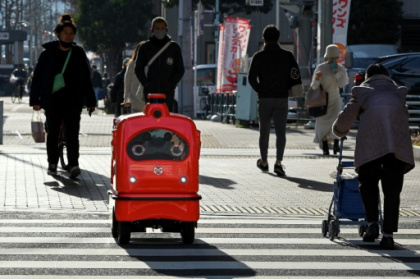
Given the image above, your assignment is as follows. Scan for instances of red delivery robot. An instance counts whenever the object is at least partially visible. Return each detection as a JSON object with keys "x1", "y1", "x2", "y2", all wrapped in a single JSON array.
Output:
[{"x1": 108, "y1": 94, "x2": 201, "y2": 244}]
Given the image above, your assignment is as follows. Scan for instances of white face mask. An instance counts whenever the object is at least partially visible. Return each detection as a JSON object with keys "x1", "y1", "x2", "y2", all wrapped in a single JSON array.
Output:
[{"x1": 153, "y1": 29, "x2": 167, "y2": 40}]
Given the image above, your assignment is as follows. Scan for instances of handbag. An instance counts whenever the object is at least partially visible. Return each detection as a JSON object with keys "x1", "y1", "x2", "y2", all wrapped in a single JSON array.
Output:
[
  {"x1": 31, "y1": 111, "x2": 45, "y2": 143},
  {"x1": 136, "y1": 41, "x2": 171, "y2": 99},
  {"x1": 52, "y1": 49, "x2": 72, "y2": 93},
  {"x1": 308, "y1": 92, "x2": 329, "y2": 117},
  {"x1": 305, "y1": 85, "x2": 327, "y2": 108}
]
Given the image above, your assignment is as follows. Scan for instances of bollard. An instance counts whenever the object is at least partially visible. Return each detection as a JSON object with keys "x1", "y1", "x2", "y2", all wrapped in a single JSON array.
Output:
[{"x1": 0, "y1": 100, "x2": 3, "y2": 144}]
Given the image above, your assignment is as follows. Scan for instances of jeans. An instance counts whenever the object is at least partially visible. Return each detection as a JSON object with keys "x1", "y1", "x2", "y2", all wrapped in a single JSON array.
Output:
[{"x1": 358, "y1": 153, "x2": 405, "y2": 233}]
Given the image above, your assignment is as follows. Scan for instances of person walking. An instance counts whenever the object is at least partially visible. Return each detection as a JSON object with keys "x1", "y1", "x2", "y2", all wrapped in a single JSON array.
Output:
[
  {"x1": 123, "y1": 41, "x2": 146, "y2": 113},
  {"x1": 135, "y1": 16, "x2": 184, "y2": 112},
  {"x1": 12, "y1": 64, "x2": 28, "y2": 99},
  {"x1": 91, "y1": 65, "x2": 103, "y2": 107},
  {"x1": 111, "y1": 58, "x2": 130, "y2": 117},
  {"x1": 333, "y1": 63, "x2": 415, "y2": 249},
  {"x1": 310, "y1": 44, "x2": 349, "y2": 155},
  {"x1": 248, "y1": 24, "x2": 302, "y2": 176},
  {"x1": 30, "y1": 13, "x2": 96, "y2": 178}
]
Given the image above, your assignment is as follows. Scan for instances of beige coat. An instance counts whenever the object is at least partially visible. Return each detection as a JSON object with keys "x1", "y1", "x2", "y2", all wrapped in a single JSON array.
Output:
[
  {"x1": 123, "y1": 59, "x2": 145, "y2": 113},
  {"x1": 310, "y1": 62, "x2": 349, "y2": 147},
  {"x1": 333, "y1": 75, "x2": 415, "y2": 173}
]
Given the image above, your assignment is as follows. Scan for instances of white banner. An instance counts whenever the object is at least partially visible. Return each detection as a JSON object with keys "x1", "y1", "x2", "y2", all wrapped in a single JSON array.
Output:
[
  {"x1": 332, "y1": 0, "x2": 351, "y2": 64},
  {"x1": 216, "y1": 16, "x2": 251, "y2": 93}
]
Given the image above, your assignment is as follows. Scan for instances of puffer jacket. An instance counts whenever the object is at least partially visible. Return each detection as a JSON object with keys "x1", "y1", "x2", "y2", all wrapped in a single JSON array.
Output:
[
  {"x1": 29, "y1": 40, "x2": 96, "y2": 110},
  {"x1": 333, "y1": 74, "x2": 415, "y2": 173}
]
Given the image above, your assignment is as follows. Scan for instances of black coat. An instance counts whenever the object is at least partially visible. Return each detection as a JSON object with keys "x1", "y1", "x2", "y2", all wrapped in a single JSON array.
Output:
[
  {"x1": 29, "y1": 41, "x2": 96, "y2": 110},
  {"x1": 110, "y1": 68, "x2": 126, "y2": 105},
  {"x1": 248, "y1": 43, "x2": 302, "y2": 99},
  {"x1": 135, "y1": 36, "x2": 184, "y2": 98}
]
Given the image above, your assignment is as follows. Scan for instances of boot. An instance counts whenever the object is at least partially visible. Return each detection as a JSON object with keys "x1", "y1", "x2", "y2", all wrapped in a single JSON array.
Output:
[
  {"x1": 333, "y1": 139, "x2": 340, "y2": 155},
  {"x1": 322, "y1": 141, "x2": 329, "y2": 155}
]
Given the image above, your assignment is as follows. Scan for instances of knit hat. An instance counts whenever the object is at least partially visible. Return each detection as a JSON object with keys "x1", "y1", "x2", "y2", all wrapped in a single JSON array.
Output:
[{"x1": 324, "y1": 44, "x2": 340, "y2": 58}]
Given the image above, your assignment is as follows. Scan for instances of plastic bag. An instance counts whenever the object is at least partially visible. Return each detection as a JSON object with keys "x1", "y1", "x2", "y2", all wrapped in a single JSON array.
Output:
[
  {"x1": 52, "y1": 73, "x2": 65, "y2": 93},
  {"x1": 31, "y1": 111, "x2": 45, "y2": 143}
]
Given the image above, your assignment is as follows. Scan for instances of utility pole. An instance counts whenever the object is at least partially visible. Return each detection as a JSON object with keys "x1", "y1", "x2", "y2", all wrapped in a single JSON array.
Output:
[
  {"x1": 178, "y1": 0, "x2": 193, "y2": 117},
  {"x1": 214, "y1": 0, "x2": 219, "y2": 63},
  {"x1": 317, "y1": 0, "x2": 333, "y2": 65}
]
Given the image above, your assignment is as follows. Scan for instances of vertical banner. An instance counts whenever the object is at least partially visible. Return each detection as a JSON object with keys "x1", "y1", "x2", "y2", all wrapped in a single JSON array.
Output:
[
  {"x1": 216, "y1": 17, "x2": 251, "y2": 93},
  {"x1": 332, "y1": 0, "x2": 351, "y2": 64}
]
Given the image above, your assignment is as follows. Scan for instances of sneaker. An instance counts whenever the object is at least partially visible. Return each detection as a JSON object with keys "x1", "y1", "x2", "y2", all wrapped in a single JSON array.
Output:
[
  {"x1": 47, "y1": 164, "x2": 57, "y2": 176},
  {"x1": 69, "y1": 166, "x2": 81, "y2": 179},
  {"x1": 363, "y1": 223, "x2": 380, "y2": 242},
  {"x1": 274, "y1": 164, "x2": 286, "y2": 176},
  {"x1": 380, "y1": 236, "x2": 395, "y2": 249},
  {"x1": 256, "y1": 159, "x2": 268, "y2": 172}
]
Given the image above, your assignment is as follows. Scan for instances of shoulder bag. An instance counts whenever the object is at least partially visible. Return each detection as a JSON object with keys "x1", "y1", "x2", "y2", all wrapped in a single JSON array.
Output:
[
  {"x1": 52, "y1": 49, "x2": 72, "y2": 93},
  {"x1": 136, "y1": 41, "x2": 172, "y2": 98},
  {"x1": 305, "y1": 84, "x2": 327, "y2": 108}
]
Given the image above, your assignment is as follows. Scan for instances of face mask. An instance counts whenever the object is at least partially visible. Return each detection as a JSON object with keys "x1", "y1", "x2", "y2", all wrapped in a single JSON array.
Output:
[
  {"x1": 153, "y1": 29, "x2": 167, "y2": 40},
  {"x1": 59, "y1": 40, "x2": 73, "y2": 48},
  {"x1": 330, "y1": 60, "x2": 338, "y2": 71}
]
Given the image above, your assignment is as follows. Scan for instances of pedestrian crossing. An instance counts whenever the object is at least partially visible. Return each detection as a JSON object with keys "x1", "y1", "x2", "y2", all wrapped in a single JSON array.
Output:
[{"x1": 0, "y1": 213, "x2": 419, "y2": 278}]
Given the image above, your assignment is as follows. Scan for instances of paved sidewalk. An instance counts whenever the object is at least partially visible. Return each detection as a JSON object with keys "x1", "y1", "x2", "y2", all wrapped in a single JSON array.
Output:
[{"x1": 1, "y1": 96, "x2": 419, "y2": 216}]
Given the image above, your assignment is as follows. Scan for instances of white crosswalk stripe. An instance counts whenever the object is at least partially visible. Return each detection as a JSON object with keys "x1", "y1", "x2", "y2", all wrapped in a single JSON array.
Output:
[{"x1": 0, "y1": 213, "x2": 419, "y2": 277}]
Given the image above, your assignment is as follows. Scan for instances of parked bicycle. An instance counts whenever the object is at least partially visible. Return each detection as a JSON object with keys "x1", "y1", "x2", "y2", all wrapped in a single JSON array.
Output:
[{"x1": 55, "y1": 108, "x2": 94, "y2": 173}]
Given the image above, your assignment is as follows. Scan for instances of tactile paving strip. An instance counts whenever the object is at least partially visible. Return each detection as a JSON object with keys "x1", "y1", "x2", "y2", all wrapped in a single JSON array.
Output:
[{"x1": 200, "y1": 205, "x2": 420, "y2": 217}]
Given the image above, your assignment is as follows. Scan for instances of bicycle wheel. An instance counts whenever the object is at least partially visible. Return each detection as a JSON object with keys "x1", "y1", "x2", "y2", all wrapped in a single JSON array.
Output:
[
  {"x1": 58, "y1": 142, "x2": 68, "y2": 170},
  {"x1": 18, "y1": 85, "x2": 23, "y2": 103},
  {"x1": 11, "y1": 88, "x2": 17, "y2": 103}
]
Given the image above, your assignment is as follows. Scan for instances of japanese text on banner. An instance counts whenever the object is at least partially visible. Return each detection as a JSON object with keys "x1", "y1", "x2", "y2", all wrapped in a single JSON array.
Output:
[
  {"x1": 216, "y1": 17, "x2": 251, "y2": 93},
  {"x1": 332, "y1": 0, "x2": 351, "y2": 64}
]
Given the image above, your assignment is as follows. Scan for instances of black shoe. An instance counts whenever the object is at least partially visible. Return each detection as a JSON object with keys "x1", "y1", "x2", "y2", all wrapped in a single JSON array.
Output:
[
  {"x1": 69, "y1": 166, "x2": 81, "y2": 179},
  {"x1": 47, "y1": 164, "x2": 57, "y2": 176},
  {"x1": 363, "y1": 223, "x2": 380, "y2": 242},
  {"x1": 274, "y1": 164, "x2": 286, "y2": 176},
  {"x1": 322, "y1": 141, "x2": 330, "y2": 155},
  {"x1": 380, "y1": 236, "x2": 395, "y2": 249},
  {"x1": 256, "y1": 159, "x2": 268, "y2": 172},
  {"x1": 333, "y1": 140, "x2": 340, "y2": 155}
]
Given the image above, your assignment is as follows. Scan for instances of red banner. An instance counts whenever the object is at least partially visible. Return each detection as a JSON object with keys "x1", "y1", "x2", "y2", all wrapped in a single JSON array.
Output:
[
  {"x1": 332, "y1": 0, "x2": 351, "y2": 63},
  {"x1": 216, "y1": 17, "x2": 251, "y2": 93}
]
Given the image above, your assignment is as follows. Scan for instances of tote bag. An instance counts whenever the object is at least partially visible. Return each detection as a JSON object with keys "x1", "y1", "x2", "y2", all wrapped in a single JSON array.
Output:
[
  {"x1": 305, "y1": 85, "x2": 327, "y2": 108},
  {"x1": 308, "y1": 93, "x2": 329, "y2": 117},
  {"x1": 31, "y1": 111, "x2": 45, "y2": 143}
]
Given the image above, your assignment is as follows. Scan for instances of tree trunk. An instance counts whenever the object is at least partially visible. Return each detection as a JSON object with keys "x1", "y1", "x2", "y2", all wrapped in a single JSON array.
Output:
[{"x1": 105, "y1": 47, "x2": 124, "y2": 81}]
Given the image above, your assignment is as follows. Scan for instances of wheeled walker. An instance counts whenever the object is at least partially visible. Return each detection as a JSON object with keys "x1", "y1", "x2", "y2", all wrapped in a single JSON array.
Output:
[
  {"x1": 108, "y1": 94, "x2": 202, "y2": 244},
  {"x1": 322, "y1": 137, "x2": 382, "y2": 240}
]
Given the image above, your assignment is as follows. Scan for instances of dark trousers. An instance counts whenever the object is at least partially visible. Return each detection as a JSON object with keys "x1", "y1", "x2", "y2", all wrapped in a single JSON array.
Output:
[
  {"x1": 45, "y1": 107, "x2": 81, "y2": 167},
  {"x1": 358, "y1": 153, "x2": 405, "y2": 233},
  {"x1": 258, "y1": 98, "x2": 288, "y2": 161}
]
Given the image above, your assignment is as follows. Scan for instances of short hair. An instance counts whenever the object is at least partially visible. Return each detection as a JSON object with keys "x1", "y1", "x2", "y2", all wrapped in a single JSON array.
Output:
[
  {"x1": 151, "y1": 17, "x2": 168, "y2": 31},
  {"x1": 263, "y1": 25, "x2": 280, "y2": 43},
  {"x1": 365, "y1": 63, "x2": 389, "y2": 79},
  {"x1": 54, "y1": 13, "x2": 77, "y2": 34}
]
